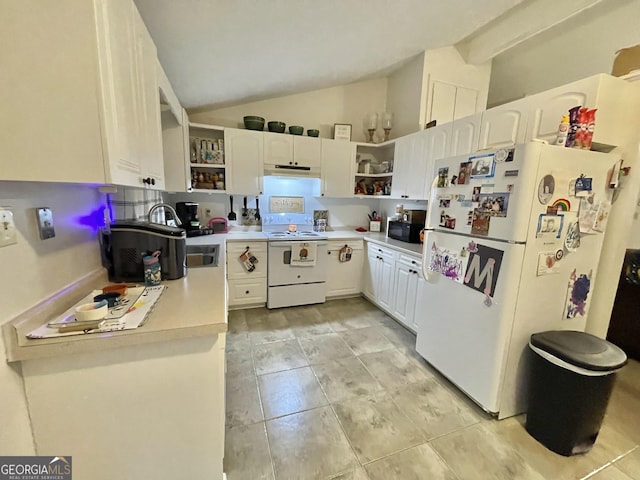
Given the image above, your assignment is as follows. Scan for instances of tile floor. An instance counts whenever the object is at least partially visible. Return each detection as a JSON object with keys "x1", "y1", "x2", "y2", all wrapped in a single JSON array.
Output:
[{"x1": 224, "y1": 297, "x2": 640, "y2": 480}]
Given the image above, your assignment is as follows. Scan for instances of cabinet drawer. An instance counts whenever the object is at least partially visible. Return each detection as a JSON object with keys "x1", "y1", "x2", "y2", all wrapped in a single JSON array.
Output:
[
  {"x1": 367, "y1": 243, "x2": 396, "y2": 262},
  {"x1": 397, "y1": 253, "x2": 422, "y2": 269},
  {"x1": 228, "y1": 279, "x2": 267, "y2": 306},
  {"x1": 226, "y1": 241, "x2": 267, "y2": 279},
  {"x1": 328, "y1": 239, "x2": 364, "y2": 251}
]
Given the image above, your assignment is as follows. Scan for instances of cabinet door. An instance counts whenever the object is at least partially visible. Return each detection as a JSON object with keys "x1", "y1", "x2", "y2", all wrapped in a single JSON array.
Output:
[
  {"x1": 402, "y1": 132, "x2": 430, "y2": 200},
  {"x1": 225, "y1": 129, "x2": 264, "y2": 195},
  {"x1": 391, "y1": 263, "x2": 413, "y2": 327},
  {"x1": 95, "y1": 0, "x2": 144, "y2": 186},
  {"x1": 453, "y1": 87, "x2": 479, "y2": 120},
  {"x1": 321, "y1": 139, "x2": 355, "y2": 197},
  {"x1": 162, "y1": 108, "x2": 190, "y2": 192},
  {"x1": 226, "y1": 242, "x2": 268, "y2": 279},
  {"x1": 377, "y1": 255, "x2": 395, "y2": 312},
  {"x1": 450, "y1": 113, "x2": 481, "y2": 157},
  {"x1": 478, "y1": 99, "x2": 528, "y2": 150},
  {"x1": 326, "y1": 246, "x2": 364, "y2": 297},
  {"x1": 525, "y1": 77, "x2": 598, "y2": 144},
  {"x1": 424, "y1": 123, "x2": 451, "y2": 165},
  {"x1": 293, "y1": 136, "x2": 321, "y2": 169},
  {"x1": 264, "y1": 132, "x2": 293, "y2": 165},
  {"x1": 429, "y1": 81, "x2": 457, "y2": 125},
  {"x1": 412, "y1": 272, "x2": 428, "y2": 331},
  {"x1": 363, "y1": 251, "x2": 378, "y2": 300},
  {"x1": 390, "y1": 136, "x2": 412, "y2": 198},
  {"x1": 133, "y1": 6, "x2": 164, "y2": 189}
]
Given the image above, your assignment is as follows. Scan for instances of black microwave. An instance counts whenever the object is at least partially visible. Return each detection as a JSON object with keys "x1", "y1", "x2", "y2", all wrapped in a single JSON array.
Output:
[{"x1": 387, "y1": 221, "x2": 422, "y2": 243}]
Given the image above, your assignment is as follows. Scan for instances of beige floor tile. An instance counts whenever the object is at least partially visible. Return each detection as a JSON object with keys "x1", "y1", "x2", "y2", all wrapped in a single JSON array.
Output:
[
  {"x1": 588, "y1": 466, "x2": 635, "y2": 480},
  {"x1": 266, "y1": 406, "x2": 358, "y2": 480},
  {"x1": 226, "y1": 332, "x2": 250, "y2": 354},
  {"x1": 253, "y1": 339, "x2": 308, "y2": 375},
  {"x1": 378, "y1": 324, "x2": 416, "y2": 349},
  {"x1": 329, "y1": 467, "x2": 370, "y2": 480},
  {"x1": 298, "y1": 333, "x2": 354, "y2": 365},
  {"x1": 288, "y1": 314, "x2": 336, "y2": 339},
  {"x1": 359, "y1": 349, "x2": 433, "y2": 389},
  {"x1": 226, "y1": 373, "x2": 263, "y2": 427},
  {"x1": 340, "y1": 326, "x2": 396, "y2": 356},
  {"x1": 485, "y1": 415, "x2": 607, "y2": 480},
  {"x1": 226, "y1": 350, "x2": 255, "y2": 378},
  {"x1": 332, "y1": 392, "x2": 426, "y2": 463},
  {"x1": 430, "y1": 422, "x2": 547, "y2": 480},
  {"x1": 364, "y1": 443, "x2": 458, "y2": 480},
  {"x1": 390, "y1": 378, "x2": 481, "y2": 440},
  {"x1": 248, "y1": 313, "x2": 296, "y2": 345},
  {"x1": 616, "y1": 447, "x2": 640, "y2": 480},
  {"x1": 224, "y1": 422, "x2": 274, "y2": 480},
  {"x1": 227, "y1": 310, "x2": 249, "y2": 334},
  {"x1": 312, "y1": 356, "x2": 383, "y2": 403},
  {"x1": 258, "y1": 367, "x2": 328, "y2": 419},
  {"x1": 604, "y1": 386, "x2": 640, "y2": 445}
]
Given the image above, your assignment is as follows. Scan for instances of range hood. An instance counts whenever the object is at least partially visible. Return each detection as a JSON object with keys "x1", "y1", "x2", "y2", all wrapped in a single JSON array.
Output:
[{"x1": 264, "y1": 163, "x2": 320, "y2": 178}]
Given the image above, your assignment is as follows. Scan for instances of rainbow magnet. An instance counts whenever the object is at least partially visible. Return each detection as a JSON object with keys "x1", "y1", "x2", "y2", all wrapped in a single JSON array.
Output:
[{"x1": 552, "y1": 198, "x2": 571, "y2": 212}]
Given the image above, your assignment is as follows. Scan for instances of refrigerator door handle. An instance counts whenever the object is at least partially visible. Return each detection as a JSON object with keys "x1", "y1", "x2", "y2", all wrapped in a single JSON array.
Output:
[
  {"x1": 421, "y1": 230, "x2": 433, "y2": 281},
  {"x1": 425, "y1": 175, "x2": 439, "y2": 230}
]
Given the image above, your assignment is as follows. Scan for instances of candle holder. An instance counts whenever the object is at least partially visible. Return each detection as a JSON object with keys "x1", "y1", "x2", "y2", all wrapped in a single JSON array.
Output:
[
  {"x1": 381, "y1": 112, "x2": 393, "y2": 142},
  {"x1": 365, "y1": 113, "x2": 378, "y2": 144}
]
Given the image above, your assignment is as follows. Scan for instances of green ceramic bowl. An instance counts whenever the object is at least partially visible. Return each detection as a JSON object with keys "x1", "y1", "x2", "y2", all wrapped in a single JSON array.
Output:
[
  {"x1": 307, "y1": 129, "x2": 319, "y2": 137},
  {"x1": 289, "y1": 125, "x2": 304, "y2": 135},
  {"x1": 268, "y1": 121, "x2": 286, "y2": 133},
  {"x1": 243, "y1": 116, "x2": 265, "y2": 131}
]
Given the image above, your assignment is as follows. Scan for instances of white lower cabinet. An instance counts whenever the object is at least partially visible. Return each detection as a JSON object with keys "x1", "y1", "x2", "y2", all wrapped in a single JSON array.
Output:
[
  {"x1": 363, "y1": 243, "x2": 397, "y2": 313},
  {"x1": 391, "y1": 253, "x2": 424, "y2": 331},
  {"x1": 326, "y1": 240, "x2": 364, "y2": 297},
  {"x1": 226, "y1": 241, "x2": 267, "y2": 307}
]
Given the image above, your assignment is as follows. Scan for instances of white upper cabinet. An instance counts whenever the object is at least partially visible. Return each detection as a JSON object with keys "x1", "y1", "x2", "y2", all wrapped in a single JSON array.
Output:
[
  {"x1": 524, "y1": 74, "x2": 633, "y2": 149},
  {"x1": 424, "y1": 123, "x2": 452, "y2": 164},
  {"x1": 225, "y1": 128, "x2": 264, "y2": 195},
  {"x1": 263, "y1": 132, "x2": 294, "y2": 166},
  {"x1": 1, "y1": 0, "x2": 165, "y2": 188},
  {"x1": 478, "y1": 98, "x2": 528, "y2": 150},
  {"x1": 321, "y1": 139, "x2": 354, "y2": 197},
  {"x1": 391, "y1": 131, "x2": 429, "y2": 200},
  {"x1": 293, "y1": 137, "x2": 322, "y2": 169},
  {"x1": 162, "y1": 108, "x2": 190, "y2": 193},
  {"x1": 449, "y1": 113, "x2": 481, "y2": 157}
]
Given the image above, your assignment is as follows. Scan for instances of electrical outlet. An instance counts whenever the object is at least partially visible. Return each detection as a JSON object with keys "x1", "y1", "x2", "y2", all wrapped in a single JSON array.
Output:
[
  {"x1": 36, "y1": 207, "x2": 56, "y2": 239},
  {"x1": 0, "y1": 207, "x2": 17, "y2": 247}
]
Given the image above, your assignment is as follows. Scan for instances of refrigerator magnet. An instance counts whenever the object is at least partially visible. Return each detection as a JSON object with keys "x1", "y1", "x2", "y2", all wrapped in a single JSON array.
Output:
[
  {"x1": 537, "y1": 251, "x2": 560, "y2": 276},
  {"x1": 536, "y1": 213, "x2": 564, "y2": 239},
  {"x1": 564, "y1": 221, "x2": 581, "y2": 251},
  {"x1": 551, "y1": 198, "x2": 571, "y2": 212},
  {"x1": 461, "y1": 200, "x2": 473, "y2": 208},
  {"x1": 437, "y1": 167, "x2": 449, "y2": 187},
  {"x1": 574, "y1": 175, "x2": 593, "y2": 197},
  {"x1": 538, "y1": 175, "x2": 555, "y2": 204},
  {"x1": 439, "y1": 199, "x2": 451, "y2": 208},
  {"x1": 480, "y1": 183, "x2": 495, "y2": 194},
  {"x1": 507, "y1": 184, "x2": 514, "y2": 193},
  {"x1": 458, "y1": 162, "x2": 472, "y2": 185},
  {"x1": 466, "y1": 210, "x2": 474, "y2": 226},
  {"x1": 471, "y1": 187, "x2": 481, "y2": 202},
  {"x1": 463, "y1": 243, "x2": 504, "y2": 298},
  {"x1": 471, "y1": 209, "x2": 491, "y2": 236},
  {"x1": 564, "y1": 269, "x2": 592, "y2": 319},
  {"x1": 469, "y1": 153, "x2": 496, "y2": 178},
  {"x1": 456, "y1": 194, "x2": 465, "y2": 202}
]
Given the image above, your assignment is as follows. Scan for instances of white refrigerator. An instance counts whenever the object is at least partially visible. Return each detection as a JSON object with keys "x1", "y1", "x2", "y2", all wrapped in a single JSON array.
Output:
[{"x1": 417, "y1": 142, "x2": 618, "y2": 419}]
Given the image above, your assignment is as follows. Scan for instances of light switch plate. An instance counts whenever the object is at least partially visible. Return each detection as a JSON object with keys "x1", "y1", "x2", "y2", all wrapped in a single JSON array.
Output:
[
  {"x1": 36, "y1": 207, "x2": 56, "y2": 239},
  {"x1": 0, "y1": 207, "x2": 17, "y2": 247}
]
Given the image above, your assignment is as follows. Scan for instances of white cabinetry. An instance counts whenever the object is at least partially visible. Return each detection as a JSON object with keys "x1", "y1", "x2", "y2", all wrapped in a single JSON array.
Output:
[
  {"x1": 525, "y1": 74, "x2": 629, "y2": 149},
  {"x1": 363, "y1": 243, "x2": 397, "y2": 312},
  {"x1": 227, "y1": 241, "x2": 268, "y2": 307},
  {"x1": 428, "y1": 81, "x2": 479, "y2": 125},
  {"x1": 321, "y1": 139, "x2": 355, "y2": 197},
  {"x1": 293, "y1": 136, "x2": 322, "y2": 169},
  {"x1": 326, "y1": 240, "x2": 364, "y2": 297},
  {"x1": 264, "y1": 132, "x2": 294, "y2": 165},
  {"x1": 1, "y1": 0, "x2": 164, "y2": 188},
  {"x1": 424, "y1": 123, "x2": 452, "y2": 164},
  {"x1": 225, "y1": 129, "x2": 264, "y2": 195},
  {"x1": 391, "y1": 253, "x2": 424, "y2": 331},
  {"x1": 162, "y1": 108, "x2": 190, "y2": 192},
  {"x1": 391, "y1": 131, "x2": 430, "y2": 200},
  {"x1": 354, "y1": 143, "x2": 395, "y2": 197},
  {"x1": 449, "y1": 113, "x2": 482, "y2": 157},
  {"x1": 187, "y1": 123, "x2": 227, "y2": 193},
  {"x1": 478, "y1": 99, "x2": 528, "y2": 150}
]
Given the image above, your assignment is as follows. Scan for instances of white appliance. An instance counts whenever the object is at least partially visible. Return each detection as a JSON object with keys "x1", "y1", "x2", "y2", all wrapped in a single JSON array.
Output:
[
  {"x1": 265, "y1": 229, "x2": 328, "y2": 309},
  {"x1": 417, "y1": 142, "x2": 618, "y2": 419}
]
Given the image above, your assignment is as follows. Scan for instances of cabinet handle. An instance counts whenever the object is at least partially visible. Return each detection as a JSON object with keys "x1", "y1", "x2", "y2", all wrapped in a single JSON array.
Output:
[
  {"x1": 412, "y1": 261, "x2": 417, "y2": 265},
  {"x1": 245, "y1": 290, "x2": 250, "y2": 294},
  {"x1": 328, "y1": 251, "x2": 331, "y2": 254},
  {"x1": 297, "y1": 275, "x2": 301, "y2": 279},
  {"x1": 289, "y1": 161, "x2": 293, "y2": 165},
  {"x1": 294, "y1": 162, "x2": 298, "y2": 165}
]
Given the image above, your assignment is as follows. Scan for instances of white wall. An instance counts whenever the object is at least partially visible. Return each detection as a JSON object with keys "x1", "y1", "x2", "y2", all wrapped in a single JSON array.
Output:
[
  {"x1": 386, "y1": 53, "x2": 426, "y2": 138},
  {"x1": 189, "y1": 78, "x2": 388, "y2": 143},
  {"x1": 0, "y1": 181, "x2": 105, "y2": 454},
  {"x1": 488, "y1": 0, "x2": 640, "y2": 107}
]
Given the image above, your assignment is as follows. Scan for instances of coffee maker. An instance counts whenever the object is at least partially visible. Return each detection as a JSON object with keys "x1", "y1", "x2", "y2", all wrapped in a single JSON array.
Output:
[{"x1": 176, "y1": 202, "x2": 200, "y2": 231}]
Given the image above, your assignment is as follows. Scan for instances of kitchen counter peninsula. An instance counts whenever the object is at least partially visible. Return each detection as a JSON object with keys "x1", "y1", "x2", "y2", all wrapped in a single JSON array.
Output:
[{"x1": 2, "y1": 249, "x2": 228, "y2": 480}]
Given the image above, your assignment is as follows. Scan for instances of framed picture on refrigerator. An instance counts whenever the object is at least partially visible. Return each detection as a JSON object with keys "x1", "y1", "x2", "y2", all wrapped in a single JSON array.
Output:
[{"x1": 469, "y1": 153, "x2": 496, "y2": 178}]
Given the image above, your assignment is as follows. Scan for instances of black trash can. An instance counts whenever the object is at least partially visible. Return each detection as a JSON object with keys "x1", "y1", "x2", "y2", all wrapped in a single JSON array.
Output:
[{"x1": 526, "y1": 330, "x2": 627, "y2": 456}]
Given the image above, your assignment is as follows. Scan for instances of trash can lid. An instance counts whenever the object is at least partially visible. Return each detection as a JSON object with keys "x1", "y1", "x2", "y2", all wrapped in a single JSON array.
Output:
[{"x1": 530, "y1": 330, "x2": 627, "y2": 372}]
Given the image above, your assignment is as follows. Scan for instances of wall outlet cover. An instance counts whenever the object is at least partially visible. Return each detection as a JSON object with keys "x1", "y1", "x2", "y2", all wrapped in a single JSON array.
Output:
[
  {"x1": 36, "y1": 207, "x2": 56, "y2": 239},
  {"x1": 0, "y1": 207, "x2": 17, "y2": 247}
]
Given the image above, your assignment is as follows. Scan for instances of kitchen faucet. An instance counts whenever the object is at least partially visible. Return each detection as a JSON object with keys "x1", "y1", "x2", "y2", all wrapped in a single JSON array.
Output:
[{"x1": 148, "y1": 203, "x2": 182, "y2": 227}]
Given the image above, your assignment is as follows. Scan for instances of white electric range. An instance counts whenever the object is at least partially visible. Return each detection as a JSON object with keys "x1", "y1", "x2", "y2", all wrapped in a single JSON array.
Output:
[{"x1": 263, "y1": 221, "x2": 328, "y2": 309}]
